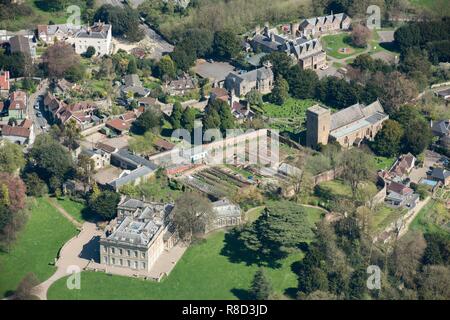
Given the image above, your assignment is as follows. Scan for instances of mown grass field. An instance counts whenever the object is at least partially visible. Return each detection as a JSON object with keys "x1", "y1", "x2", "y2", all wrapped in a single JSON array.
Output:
[
  {"x1": 0, "y1": 197, "x2": 78, "y2": 297},
  {"x1": 0, "y1": 1, "x2": 87, "y2": 31},
  {"x1": 48, "y1": 205, "x2": 324, "y2": 300},
  {"x1": 321, "y1": 33, "x2": 367, "y2": 59},
  {"x1": 56, "y1": 197, "x2": 87, "y2": 223},
  {"x1": 410, "y1": 199, "x2": 450, "y2": 235}
]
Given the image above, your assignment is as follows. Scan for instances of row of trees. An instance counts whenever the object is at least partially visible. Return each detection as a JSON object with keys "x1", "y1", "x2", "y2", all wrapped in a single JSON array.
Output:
[
  {"x1": 297, "y1": 215, "x2": 450, "y2": 300},
  {"x1": 263, "y1": 51, "x2": 423, "y2": 115}
]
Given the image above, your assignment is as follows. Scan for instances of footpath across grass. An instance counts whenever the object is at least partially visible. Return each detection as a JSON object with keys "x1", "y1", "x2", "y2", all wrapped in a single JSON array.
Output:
[
  {"x1": 48, "y1": 231, "x2": 301, "y2": 300},
  {"x1": 0, "y1": 197, "x2": 78, "y2": 297},
  {"x1": 48, "y1": 205, "x2": 324, "y2": 300}
]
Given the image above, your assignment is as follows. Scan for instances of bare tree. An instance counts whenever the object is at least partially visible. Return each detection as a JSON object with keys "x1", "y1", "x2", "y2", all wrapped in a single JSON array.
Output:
[
  {"x1": 43, "y1": 42, "x2": 80, "y2": 79},
  {"x1": 172, "y1": 192, "x2": 214, "y2": 242},
  {"x1": 351, "y1": 23, "x2": 371, "y2": 48},
  {"x1": 14, "y1": 273, "x2": 39, "y2": 300}
]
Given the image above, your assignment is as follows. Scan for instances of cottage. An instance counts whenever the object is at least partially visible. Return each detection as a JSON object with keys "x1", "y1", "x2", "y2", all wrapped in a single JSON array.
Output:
[
  {"x1": 37, "y1": 24, "x2": 82, "y2": 44},
  {"x1": 8, "y1": 91, "x2": 27, "y2": 119},
  {"x1": 385, "y1": 181, "x2": 419, "y2": 209},
  {"x1": 428, "y1": 168, "x2": 450, "y2": 186},
  {"x1": 1, "y1": 119, "x2": 34, "y2": 145},
  {"x1": 388, "y1": 153, "x2": 416, "y2": 180},
  {"x1": 121, "y1": 74, "x2": 150, "y2": 98},
  {"x1": 165, "y1": 74, "x2": 196, "y2": 96}
]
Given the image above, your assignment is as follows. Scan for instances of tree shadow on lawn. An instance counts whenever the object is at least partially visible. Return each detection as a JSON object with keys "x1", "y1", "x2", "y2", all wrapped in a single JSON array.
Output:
[
  {"x1": 230, "y1": 288, "x2": 253, "y2": 300},
  {"x1": 220, "y1": 228, "x2": 282, "y2": 269}
]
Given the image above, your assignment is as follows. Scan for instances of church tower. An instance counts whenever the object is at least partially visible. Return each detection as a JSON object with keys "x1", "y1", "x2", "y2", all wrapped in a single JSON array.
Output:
[{"x1": 306, "y1": 105, "x2": 331, "y2": 149}]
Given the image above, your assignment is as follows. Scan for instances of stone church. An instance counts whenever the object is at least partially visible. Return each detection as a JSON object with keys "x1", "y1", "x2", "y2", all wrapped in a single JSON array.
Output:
[{"x1": 306, "y1": 100, "x2": 388, "y2": 149}]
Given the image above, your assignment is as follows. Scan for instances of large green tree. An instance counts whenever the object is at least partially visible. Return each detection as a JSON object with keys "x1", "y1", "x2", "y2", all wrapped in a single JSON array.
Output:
[
  {"x1": 28, "y1": 134, "x2": 74, "y2": 186},
  {"x1": 212, "y1": 30, "x2": 240, "y2": 60},
  {"x1": 0, "y1": 141, "x2": 25, "y2": 174},
  {"x1": 250, "y1": 269, "x2": 273, "y2": 300},
  {"x1": 371, "y1": 119, "x2": 404, "y2": 157},
  {"x1": 88, "y1": 190, "x2": 120, "y2": 220},
  {"x1": 239, "y1": 201, "x2": 315, "y2": 266}
]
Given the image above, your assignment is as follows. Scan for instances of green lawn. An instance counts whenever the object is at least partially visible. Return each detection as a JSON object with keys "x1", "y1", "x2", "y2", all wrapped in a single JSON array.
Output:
[
  {"x1": 48, "y1": 230, "x2": 302, "y2": 300},
  {"x1": 317, "y1": 179, "x2": 354, "y2": 200},
  {"x1": 374, "y1": 156, "x2": 396, "y2": 171},
  {"x1": 410, "y1": 199, "x2": 450, "y2": 235},
  {"x1": 321, "y1": 33, "x2": 367, "y2": 59},
  {"x1": 261, "y1": 98, "x2": 316, "y2": 118},
  {"x1": 0, "y1": 197, "x2": 78, "y2": 297},
  {"x1": 371, "y1": 206, "x2": 406, "y2": 233},
  {"x1": 48, "y1": 205, "x2": 324, "y2": 300},
  {"x1": 0, "y1": 1, "x2": 87, "y2": 31},
  {"x1": 55, "y1": 197, "x2": 87, "y2": 223},
  {"x1": 261, "y1": 98, "x2": 317, "y2": 134}
]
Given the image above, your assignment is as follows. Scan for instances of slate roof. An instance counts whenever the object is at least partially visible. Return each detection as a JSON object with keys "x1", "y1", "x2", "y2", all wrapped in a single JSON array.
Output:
[
  {"x1": 430, "y1": 168, "x2": 450, "y2": 181},
  {"x1": 330, "y1": 100, "x2": 386, "y2": 131},
  {"x1": 9, "y1": 35, "x2": 31, "y2": 56},
  {"x1": 75, "y1": 22, "x2": 111, "y2": 39},
  {"x1": 108, "y1": 166, "x2": 155, "y2": 190},
  {"x1": 432, "y1": 120, "x2": 450, "y2": 136}
]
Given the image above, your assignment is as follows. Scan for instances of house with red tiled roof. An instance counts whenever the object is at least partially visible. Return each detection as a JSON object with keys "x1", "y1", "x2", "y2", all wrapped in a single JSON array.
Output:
[
  {"x1": 1, "y1": 119, "x2": 35, "y2": 145},
  {"x1": 105, "y1": 118, "x2": 131, "y2": 135},
  {"x1": 0, "y1": 71, "x2": 10, "y2": 97},
  {"x1": 8, "y1": 91, "x2": 27, "y2": 119},
  {"x1": 388, "y1": 153, "x2": 416, "y2": 180}
]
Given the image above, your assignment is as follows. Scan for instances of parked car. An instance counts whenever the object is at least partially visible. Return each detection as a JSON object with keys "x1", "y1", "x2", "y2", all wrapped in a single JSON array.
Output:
[
  {"x1": 320, "y1": 64, "x2": 329, "y2": 70},
  {"x1": 36, "y1": 111, "x2": 42, "y2": 117}
]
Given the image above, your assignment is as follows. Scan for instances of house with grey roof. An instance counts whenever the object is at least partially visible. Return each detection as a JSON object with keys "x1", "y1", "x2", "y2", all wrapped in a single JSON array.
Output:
[
  {"x1": 306, "y1": 100, "x2": 388, "y2": 148},
  {"x1": 100, "y1": 198, "x2": 177, "y2": 272},
  {"x1": 224, "y1": 63, "x2": 274, "y2": 97},
  {"x1": 120, "y1": 74, "x2": 150, "y2": 97},
  {"x1": 428, "y1": 168, "x2": 450, "y2": 186},
  {"x1": 74, "y1": 21, "x2": 112, "y2": 56},
  {"x1": 298, "y1": 12, "x2": 352, "y2": 37},
  {"x1": 250, "y1": 26, "x2": 326, "y2": 70},
  {"x1": 107, "y1": 166, "x2": 155, "y2": 191},
  {"x1": 9, "y1": 35, "x2": 35, "y2": 58},
  {"x1": 436, "y1": 88, "x2": 450, "y2": 101}
]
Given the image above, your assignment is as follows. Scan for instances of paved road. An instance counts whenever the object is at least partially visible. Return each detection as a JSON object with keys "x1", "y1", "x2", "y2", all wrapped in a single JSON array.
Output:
[{"x1": 27, "y1": 79, "x2": 49, "y2": 137}]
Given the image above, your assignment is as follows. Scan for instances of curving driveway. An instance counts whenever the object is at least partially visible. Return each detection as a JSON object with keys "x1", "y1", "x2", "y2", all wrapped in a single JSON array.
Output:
[{"x1": 32, "y1": 222, "x2": 102, "y2": 300}]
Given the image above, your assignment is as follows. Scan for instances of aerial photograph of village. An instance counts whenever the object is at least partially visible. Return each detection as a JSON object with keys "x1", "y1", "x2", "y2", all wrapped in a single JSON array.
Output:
[{"x1": 0, "y1": 0, "x2": 450, "y2": 306}]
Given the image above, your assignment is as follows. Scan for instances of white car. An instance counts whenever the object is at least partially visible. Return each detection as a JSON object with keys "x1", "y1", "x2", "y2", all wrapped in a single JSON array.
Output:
[{"x1": 320, "y1": 64, "x2": 329, "y2": 70}]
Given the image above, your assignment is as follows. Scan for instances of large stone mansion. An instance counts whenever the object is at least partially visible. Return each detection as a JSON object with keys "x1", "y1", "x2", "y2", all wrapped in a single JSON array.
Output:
[
  {"x1": 250, "y1": 26, "x2": 326, "y2": 70},
  {"x1": 306, "y1": 100, "x2": 388, "y2": 149},
  {"x1": 99, "y1": 196, "x2": 242, "y2": 273},
  {"x1": 100, "y1": 198, "x2": 177, "y2": 272}
]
